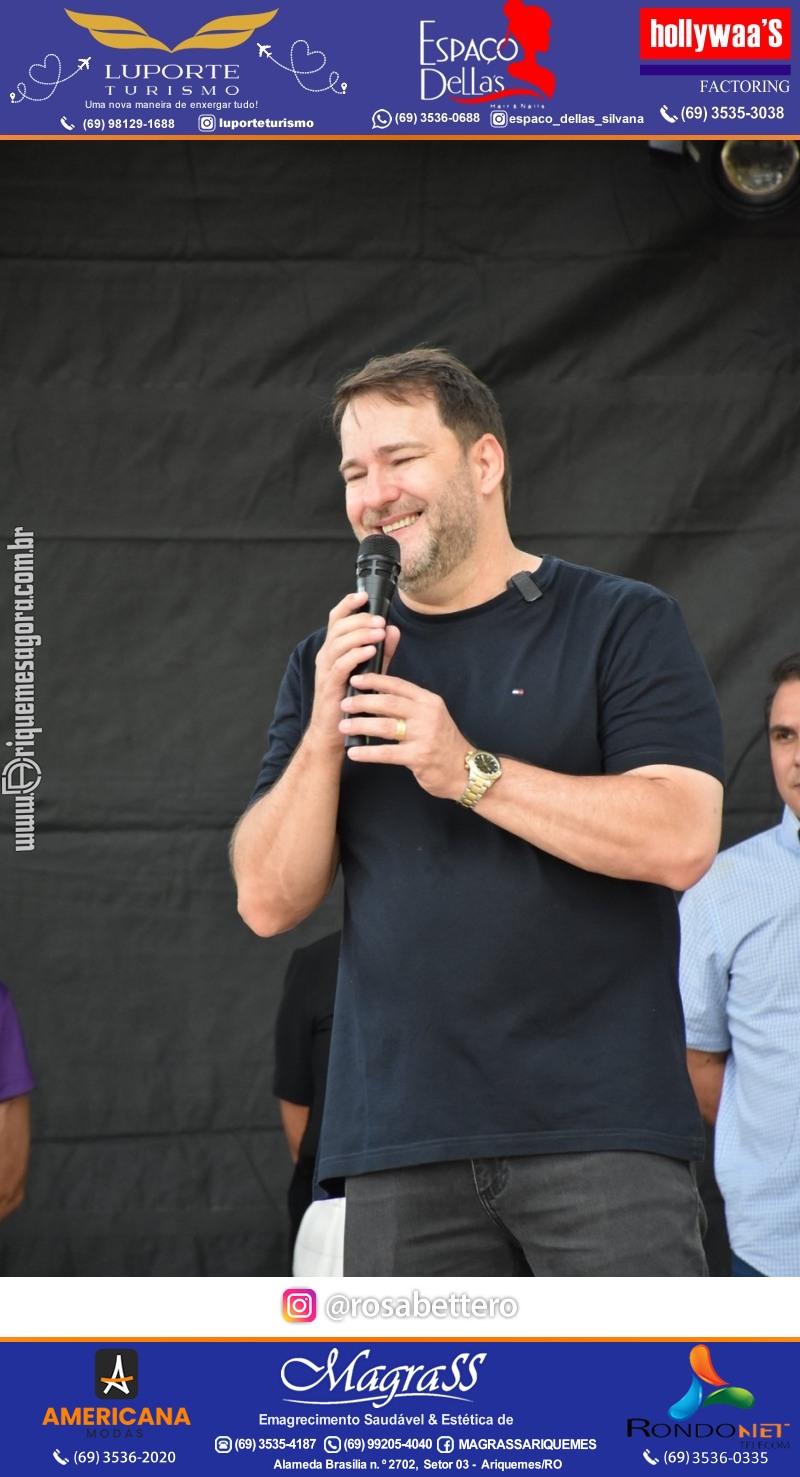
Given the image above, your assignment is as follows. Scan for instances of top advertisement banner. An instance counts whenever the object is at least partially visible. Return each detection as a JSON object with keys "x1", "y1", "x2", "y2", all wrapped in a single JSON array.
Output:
[{"x1": 2, "y1": 0, "x2": 797, "y2": 138}]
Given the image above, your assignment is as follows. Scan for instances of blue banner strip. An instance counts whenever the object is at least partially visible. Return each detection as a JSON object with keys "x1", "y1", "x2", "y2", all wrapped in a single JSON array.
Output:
[
  {"x1": 3, "y1": 1, "x2": 799, "y2": 139},
  {"x1": 0, "y1": 1337, "x2": 794, "y2": 1477}
]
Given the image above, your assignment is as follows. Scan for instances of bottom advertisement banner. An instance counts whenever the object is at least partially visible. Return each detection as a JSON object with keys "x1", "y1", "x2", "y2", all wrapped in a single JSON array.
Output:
[{"x1": 0, "y1": 1339, "x2": 794, "y2": 1475}]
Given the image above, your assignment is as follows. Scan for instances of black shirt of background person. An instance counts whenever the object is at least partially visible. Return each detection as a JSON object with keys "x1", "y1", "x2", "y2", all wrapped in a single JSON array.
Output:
[{"x1": 272, "y1": 933, "x2": 338, "y2": 1258}]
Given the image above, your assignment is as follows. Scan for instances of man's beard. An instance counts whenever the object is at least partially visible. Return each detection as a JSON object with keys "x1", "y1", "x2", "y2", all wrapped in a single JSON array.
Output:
[{"x1": 397, "y1": 469, "x2": 478, "y2": 596}]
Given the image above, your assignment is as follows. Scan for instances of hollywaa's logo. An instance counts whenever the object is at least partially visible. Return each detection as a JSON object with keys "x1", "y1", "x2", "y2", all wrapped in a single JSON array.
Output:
[
  {"x1": 668, "y1": 1345, "x2": 755, "y2": 1421},
  {"x1": 421, "y1": 1, "x2": 556, "y2": 104},
  {"x1": 65, "y1": 7, "x2": 278, "y2": 51},
  {"x1": 639, "y1": 9, "x2": 791, "y2": 62}
]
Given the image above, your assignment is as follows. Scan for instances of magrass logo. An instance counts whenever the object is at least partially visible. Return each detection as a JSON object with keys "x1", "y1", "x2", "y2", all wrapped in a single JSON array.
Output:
[
  {"x1": 280, "y1": 1347, "x2": 487, "y2": 1411},
  {"x1": 668, "y1": 1345, "x2": 755, "y2": 1421},
  {"x1": 65, "y1": 7, "x2": 278, "y2": 52},
  {"x1": 95, "y1": 1349, "x2": 139, "y2": 1399}
]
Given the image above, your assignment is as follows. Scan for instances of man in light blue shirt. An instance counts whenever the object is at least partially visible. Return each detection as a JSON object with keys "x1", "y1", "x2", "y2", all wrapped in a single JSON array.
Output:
[{"x1": 680, "y1": 653, "x2": 800, "y2": 1276}]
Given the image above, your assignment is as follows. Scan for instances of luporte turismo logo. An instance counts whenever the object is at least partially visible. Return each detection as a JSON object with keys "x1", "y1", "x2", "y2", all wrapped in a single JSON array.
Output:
[{"x1": 65, "y1": 8, "x2": 278, "y2": 52}]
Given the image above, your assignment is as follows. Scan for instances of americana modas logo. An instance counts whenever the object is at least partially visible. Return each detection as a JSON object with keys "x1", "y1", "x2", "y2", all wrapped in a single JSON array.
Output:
[
  {"x1": 95, "y1": 1349, "x2": 139, "y2": 1399},
  {"x1": 668, "y1": 1344, "x2": 754, "y2": 1420},
  {"x1": 65, "y1": 8, "x2": 278, "y2": 51},
  {"x1": 43, "y1": 1346, "x2": 190, "y2": 1430}
]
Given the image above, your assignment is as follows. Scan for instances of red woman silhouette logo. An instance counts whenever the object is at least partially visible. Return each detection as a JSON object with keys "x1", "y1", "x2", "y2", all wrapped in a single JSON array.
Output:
[
  {"x1": 502, "y1": 1, "x2": 555, "y2": 98},
  {"x1": 462, "y1": 1, "x2": 555, "y2": 104}
]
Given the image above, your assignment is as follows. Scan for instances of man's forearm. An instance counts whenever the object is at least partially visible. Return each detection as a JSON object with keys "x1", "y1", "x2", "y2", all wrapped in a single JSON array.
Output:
[
  {"x1": 341, "y1": 672, "x2": 723, "y2": 892},
  {"x1": 232, "y1": 731, "x2": 342, "y2": 936},
  {"x1": 279, "y1": 1100, "x2": 311, "y2": 1163},
  {"x1": 472, "y1": 760, "x2": 723, "y2": 892},
  {"x1": 233, "y1": 590, "x2": 401, "y2": 936},
  {"x1": 686, "y1": 1048, "x2": 727, "y2": 1125},
  {"x1": 0, "y1": 1095, "x2": 30, "y2": 1223}
]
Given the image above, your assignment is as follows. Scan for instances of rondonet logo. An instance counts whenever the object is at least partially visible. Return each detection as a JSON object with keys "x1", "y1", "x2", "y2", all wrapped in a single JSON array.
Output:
[
  {"x1": 628, "y1": 1343, "x2": 790, "y2": 1445},
  {"x1": 667, "y1": 1345, "x2": 754, "y2": 1421},
  {"x1": 65, "y1": 8, "x2": 278, "y2": 51},
  {"x1": 281, "y1": 1348, "x2": 487, "y2": 1410},
  {"x1": 640, "y1": 8, "x2": 791, "y2": 61}
]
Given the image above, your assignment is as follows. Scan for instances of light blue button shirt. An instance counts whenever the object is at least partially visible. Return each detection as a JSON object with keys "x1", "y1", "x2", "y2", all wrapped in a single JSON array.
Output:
[{"x1": 679, "y1": 806, "x2": 800, "y2": 1276}]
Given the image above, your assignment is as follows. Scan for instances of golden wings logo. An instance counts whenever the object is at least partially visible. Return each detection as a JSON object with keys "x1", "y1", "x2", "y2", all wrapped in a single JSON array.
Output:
[{"x1": 64, "y1": 8, "x2": 278, "y2": 51}]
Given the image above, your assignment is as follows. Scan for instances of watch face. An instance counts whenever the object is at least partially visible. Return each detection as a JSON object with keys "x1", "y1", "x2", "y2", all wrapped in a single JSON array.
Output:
[{"x1": 474, "y1": 752, "x2": 500, "y2": 777}]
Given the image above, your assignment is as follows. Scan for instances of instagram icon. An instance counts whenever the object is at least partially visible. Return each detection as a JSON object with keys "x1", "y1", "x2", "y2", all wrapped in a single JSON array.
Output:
[{"x1": 283, "y1": 1288, "x2": 317, "y2": 1322}]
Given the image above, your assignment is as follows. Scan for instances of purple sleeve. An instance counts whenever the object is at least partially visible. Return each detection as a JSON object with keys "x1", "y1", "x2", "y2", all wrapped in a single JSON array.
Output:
[{"x1": 0, "y1": 983, "x2": 35, "y2": 1099}]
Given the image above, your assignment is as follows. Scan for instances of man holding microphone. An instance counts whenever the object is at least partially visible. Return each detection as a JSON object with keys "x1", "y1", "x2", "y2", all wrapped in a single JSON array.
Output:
[{"x1": 232, "y1": 347, "x2": 724, "y2": 1276}]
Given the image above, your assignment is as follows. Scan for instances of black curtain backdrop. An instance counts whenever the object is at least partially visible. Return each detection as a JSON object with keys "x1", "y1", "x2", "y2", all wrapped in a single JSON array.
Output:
[{"x1": 0, "y1": 141, "x2": 796, "y2": 1275}]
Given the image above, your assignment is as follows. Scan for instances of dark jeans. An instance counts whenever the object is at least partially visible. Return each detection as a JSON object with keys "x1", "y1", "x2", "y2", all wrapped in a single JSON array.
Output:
[
  {"x1": 344, "y1": 1153, "x2": 708, "y2": 1277},
  {"x1": 730, "y1": 1252, "x2": 765, "y2": 1277}
]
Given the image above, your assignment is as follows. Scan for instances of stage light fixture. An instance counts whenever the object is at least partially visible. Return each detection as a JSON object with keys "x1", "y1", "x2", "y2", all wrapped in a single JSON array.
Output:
[
  {"x1": 648, "y1": 140, "x2": 800, "y2": 218},
  {"x1": 715, "y1": 140, "x2": 800, "y2": 211}
]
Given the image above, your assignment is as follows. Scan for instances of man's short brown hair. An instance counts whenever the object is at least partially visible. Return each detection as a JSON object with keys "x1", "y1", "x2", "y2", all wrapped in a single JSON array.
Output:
[
  {"x1": 331, "y1": 347, "x2": 511, "y2": 508},
  {"x1": 766, "y1": 652, "x2": 800, "y2": 726}
]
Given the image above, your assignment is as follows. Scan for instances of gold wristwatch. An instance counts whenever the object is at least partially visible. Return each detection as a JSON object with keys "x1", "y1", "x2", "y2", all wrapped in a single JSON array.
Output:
[{"x1": 458, "y1": 749, "x2": 503, "y2": 809}]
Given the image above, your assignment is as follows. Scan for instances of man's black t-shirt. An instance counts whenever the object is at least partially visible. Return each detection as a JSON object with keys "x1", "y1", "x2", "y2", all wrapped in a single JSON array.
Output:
[{"x1": 252, "y1": 556, "x2": 725, "y2": 1187}]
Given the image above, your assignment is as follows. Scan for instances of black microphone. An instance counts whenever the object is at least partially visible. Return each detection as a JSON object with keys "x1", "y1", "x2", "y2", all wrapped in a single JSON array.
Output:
[{"x1": 344, "y1": 533, "x2": 401, "y2": 749}]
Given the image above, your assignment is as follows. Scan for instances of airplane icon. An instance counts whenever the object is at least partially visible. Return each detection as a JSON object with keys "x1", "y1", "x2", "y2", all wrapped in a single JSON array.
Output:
[
  {"x1": 78, "y1": 57, "x2": 91, "y2": 69},
  {"x1": 257, "y1": 43, "x2": 271, "y2": 57}
]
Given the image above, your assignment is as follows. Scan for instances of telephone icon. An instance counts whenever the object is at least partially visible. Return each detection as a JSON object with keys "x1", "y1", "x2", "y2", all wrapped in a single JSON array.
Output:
[
  {"x1": 660, "y1": 105, "x2": 678, "y2": 123},
  {"x1": 643, "y1": 1451, "x2": 660, "y2": 1467},
  {"x1": 60, "y1": 116, "x2": 76, "y2": 131},
  {"x1": 53, "y1": 1453, "x2": 69, "y2": 1467}
]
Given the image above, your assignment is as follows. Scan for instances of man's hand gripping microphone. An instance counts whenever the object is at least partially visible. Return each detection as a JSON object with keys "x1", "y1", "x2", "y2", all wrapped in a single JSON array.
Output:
[{"x1": 344, "y1": 533, "x2": 401, "y2": 749}]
